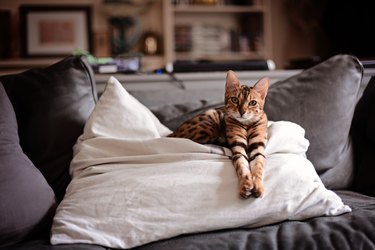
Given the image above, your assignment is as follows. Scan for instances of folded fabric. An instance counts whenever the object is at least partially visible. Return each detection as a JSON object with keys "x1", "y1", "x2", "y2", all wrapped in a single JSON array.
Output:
[{"x1": 51, "y1": 76, "x2": 351, "y2": 249}]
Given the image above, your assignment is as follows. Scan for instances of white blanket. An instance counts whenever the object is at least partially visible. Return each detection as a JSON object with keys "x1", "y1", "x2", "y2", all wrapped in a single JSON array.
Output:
[{"x1": 51, "y1": 77, "x2": 351, "y2": 249}]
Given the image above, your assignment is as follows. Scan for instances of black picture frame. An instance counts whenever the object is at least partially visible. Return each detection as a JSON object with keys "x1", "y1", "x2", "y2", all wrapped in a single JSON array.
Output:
[{"x1": 20, "y1": 5, "x2": 92, "y2": 57}]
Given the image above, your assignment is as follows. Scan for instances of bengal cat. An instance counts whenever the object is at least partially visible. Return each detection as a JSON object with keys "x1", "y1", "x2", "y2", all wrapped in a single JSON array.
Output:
[{"x1": 169, "y1": 71, "x2": 269, "y2": 199}]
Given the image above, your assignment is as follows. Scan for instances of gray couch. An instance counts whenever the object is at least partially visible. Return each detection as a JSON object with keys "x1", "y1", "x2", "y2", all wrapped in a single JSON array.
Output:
[{"x1": 1, "y1": 54, "x2": 375, "y2": 249}]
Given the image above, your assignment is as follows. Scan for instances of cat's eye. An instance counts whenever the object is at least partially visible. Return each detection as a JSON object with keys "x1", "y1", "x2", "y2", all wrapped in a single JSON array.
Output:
[
  {"x1": 231, "y1": 97, "x2": 239, "y2": 104},
  {"x1": 249, "y1": 100, "x2": 257, "y2": 106}
]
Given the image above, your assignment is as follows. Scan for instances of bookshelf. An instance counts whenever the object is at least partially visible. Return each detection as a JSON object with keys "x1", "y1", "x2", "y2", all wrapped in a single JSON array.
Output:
[
  {"x1": 162, "y1": 0, "x2": 272, "y2": 65},
  {"x1": 0, "y1": 0, "x2": 273, "y2": 73}
]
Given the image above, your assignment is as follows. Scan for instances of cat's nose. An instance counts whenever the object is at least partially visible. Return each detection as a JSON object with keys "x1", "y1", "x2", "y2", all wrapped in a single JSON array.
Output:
[{"x1": 239, "y1": 109, "x2": 245, "y2": 116}]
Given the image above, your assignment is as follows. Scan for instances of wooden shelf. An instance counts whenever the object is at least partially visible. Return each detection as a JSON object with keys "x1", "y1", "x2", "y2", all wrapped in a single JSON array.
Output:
[
  {"x1": 0, "y1": 56, "x2": 166, "y2": 75},
  {"x1": 0, "y1": 58, "x2": 62, "y2": 69},
  {"x1": 0, "y1": 58, "x2": 63, "y2": 75},
  {"x1": 172, "y1": 5, "x2": 264, "y2": 13},
  {"x1": 141, "y1": 55, "x2": 165, "y2": 71},
  {"x1": 174, "y1": 51, "x2": 265, "y2": 61}
]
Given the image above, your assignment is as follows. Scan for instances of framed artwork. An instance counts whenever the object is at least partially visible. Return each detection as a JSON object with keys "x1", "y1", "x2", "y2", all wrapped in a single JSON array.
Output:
[{"x1": 20, "y1": 5, "x2": 92, "y2": 57}]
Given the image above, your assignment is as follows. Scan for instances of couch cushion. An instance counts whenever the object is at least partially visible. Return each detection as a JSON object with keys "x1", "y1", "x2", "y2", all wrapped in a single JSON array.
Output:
[
  {"x1": 0, "y1": 83, "x2": 57, "y2": 247},
  {"x1": 264, "y1": 54, "x2": 363, "y2": 190},
  {"x1": 0, "y1": 56, "x2": 97, "y2": 201},
  {"x1": 351, "y1": 76, "x2": 375, "y2": 196}
]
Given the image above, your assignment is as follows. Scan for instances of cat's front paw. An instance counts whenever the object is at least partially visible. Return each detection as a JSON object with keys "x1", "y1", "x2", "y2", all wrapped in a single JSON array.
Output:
[
  {"x1": 252, "y1": 177, "x2": 264, "y2": 198},
  {"x1": 239, "y1": 175, "x2": 254, "y2": 199}
]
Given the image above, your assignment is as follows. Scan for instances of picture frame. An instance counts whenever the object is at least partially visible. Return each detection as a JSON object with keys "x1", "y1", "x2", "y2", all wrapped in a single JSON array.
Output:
[{"x1": 20, "y1": 5, "x2": 92, "y2": 57}]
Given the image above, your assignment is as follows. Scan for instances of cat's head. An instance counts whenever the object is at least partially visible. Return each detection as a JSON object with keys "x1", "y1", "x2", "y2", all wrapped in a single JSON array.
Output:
[{"x1": 224, "y1": 70, "x2": 269, "y2": 125}]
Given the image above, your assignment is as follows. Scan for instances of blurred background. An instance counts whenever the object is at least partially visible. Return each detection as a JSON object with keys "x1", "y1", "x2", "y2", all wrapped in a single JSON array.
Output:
[{"x1": 0, "y1": 0, "x2": 374, "y2": 72}]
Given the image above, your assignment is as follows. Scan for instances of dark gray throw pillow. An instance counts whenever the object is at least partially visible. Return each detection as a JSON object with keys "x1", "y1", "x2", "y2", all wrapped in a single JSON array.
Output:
[
  {"x1": 0, "y1": 56, "x2": 97, "y2": 201},
  {"x1": 0, "y1": 83, "x2": 57, "y2": 247},
  {"x1": 265, "y1": 54, "x2": 363, "y2": 190},
  {"x1": 351, "y1": 76, "x2": 375, "y2": 196}
]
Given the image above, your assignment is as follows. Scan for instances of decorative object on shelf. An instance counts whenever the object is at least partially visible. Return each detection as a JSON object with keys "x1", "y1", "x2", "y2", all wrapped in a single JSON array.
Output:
[
  {"x1": 141, "y1": 31, "x2": 162, "y2": 55},
  {"x1": 109, "y1": 17, "x2": 142, "y2": 55},
  {"x1": 19, "y1": 5, "x2": 92, "y2": 57},
  {"x1": 102, "y1": 0, "x2": 154, "y2": 55}
]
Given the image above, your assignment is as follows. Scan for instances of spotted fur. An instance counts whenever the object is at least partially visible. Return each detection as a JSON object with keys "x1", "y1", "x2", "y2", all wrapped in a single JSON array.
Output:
[{"x1": 169, "y1": 71, "x2": 269, "y2": 198}]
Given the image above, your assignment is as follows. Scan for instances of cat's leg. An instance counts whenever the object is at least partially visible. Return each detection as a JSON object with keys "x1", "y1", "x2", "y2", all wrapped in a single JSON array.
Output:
[
  {"x1": 247, "y1": 123, "x2": 267, "y2": 198},
  {"x1": 248, "y1": 147, "x2": 266, "y2": 197},
  {"x1": 235, "y1": 154, "x2": 254, "y2": 199},
  {"x1": 226, "y1": 123, "x2": 253, "y2": 199}
]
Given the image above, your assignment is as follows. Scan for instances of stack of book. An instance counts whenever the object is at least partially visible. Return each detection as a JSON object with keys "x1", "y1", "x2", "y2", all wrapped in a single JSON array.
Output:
[
  {"x1": 175, "y1": 24, "x2": 255, "y2": 56},
  {"x1": 191, "y1": 25, "x2": 231, "y2": 55},
  {"x1": 174, "y1": 25, "x2": 192, "y2": 52}
]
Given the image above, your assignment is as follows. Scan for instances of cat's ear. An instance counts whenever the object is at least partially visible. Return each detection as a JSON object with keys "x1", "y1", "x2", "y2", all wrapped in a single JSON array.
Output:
[
  {"x1": 226, "y1": 70, "x2": 240, "y2": 92},
  {"x1": 253, "y1": 77, "x2": 269, "y2": 100}
]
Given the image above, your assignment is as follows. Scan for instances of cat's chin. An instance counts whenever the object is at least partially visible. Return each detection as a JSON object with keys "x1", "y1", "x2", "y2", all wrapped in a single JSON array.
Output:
[{"x1": 234, "y1": 116, "x2": 259, "y2": 125}]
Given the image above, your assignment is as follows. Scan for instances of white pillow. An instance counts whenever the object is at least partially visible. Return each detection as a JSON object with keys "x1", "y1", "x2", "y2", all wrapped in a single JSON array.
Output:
[{"x1": 51, "y1": 76, "x2": 351, "y2": 249}]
